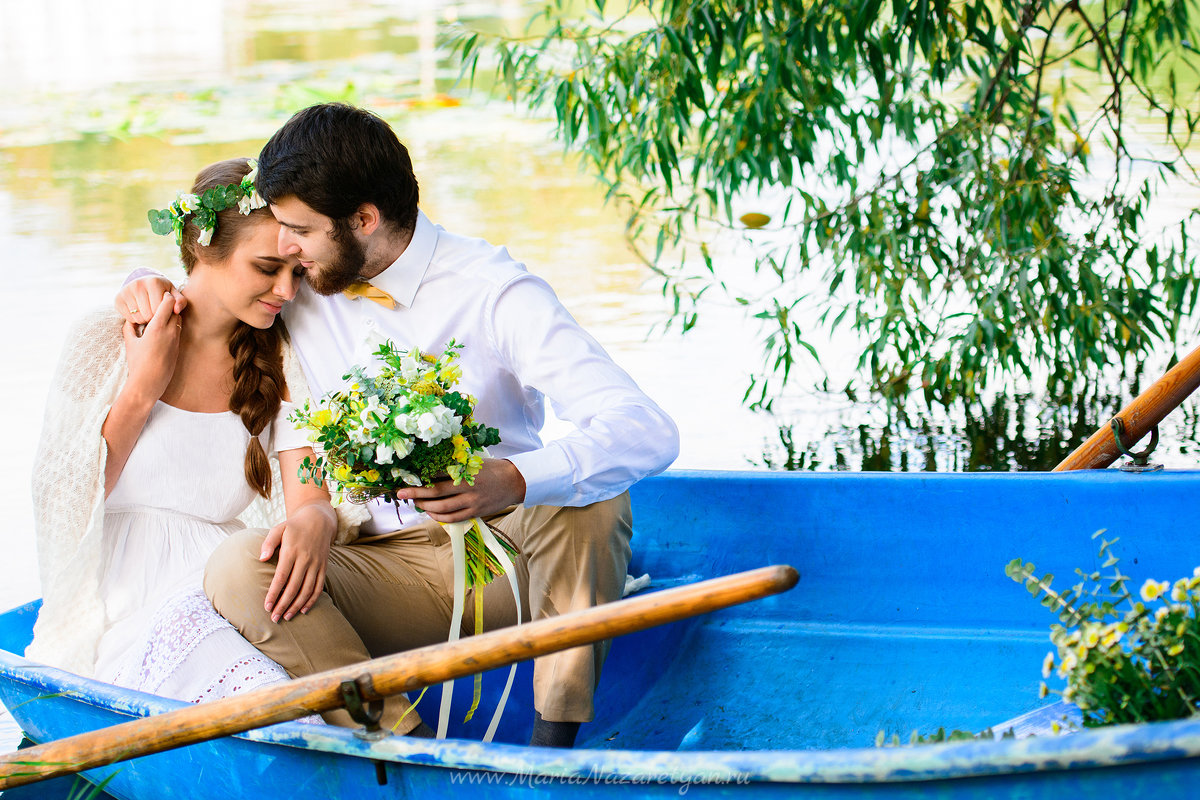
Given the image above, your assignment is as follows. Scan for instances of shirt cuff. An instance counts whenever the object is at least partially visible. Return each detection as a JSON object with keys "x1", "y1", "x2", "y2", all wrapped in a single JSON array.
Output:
[
  {"x1": 506, "y1": 445, "x2": 574, "y2": 507},
  {"x1": 123, "y1": 267, "x2": 166, "y2": 287}
]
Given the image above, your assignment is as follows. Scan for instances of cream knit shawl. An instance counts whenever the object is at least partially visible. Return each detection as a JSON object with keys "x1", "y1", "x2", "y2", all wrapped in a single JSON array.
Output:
[{"x1": 25, "y1": 309, "x2": 365, "y2": 675}]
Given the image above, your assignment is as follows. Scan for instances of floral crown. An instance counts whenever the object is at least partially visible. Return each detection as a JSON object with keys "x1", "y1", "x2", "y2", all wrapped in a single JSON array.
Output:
[{"x1": 147, "y1": 160, "x2": 267, "y2": 247}]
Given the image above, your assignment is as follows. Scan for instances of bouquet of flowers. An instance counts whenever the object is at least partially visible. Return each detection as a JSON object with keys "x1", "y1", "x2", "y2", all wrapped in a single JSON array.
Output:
[
  {"x1": 290, "y1": 340, "x2": 518, "y2": 587},
  {"x1": 291, "y1": 340, "x2": 524, "y2": 738}
]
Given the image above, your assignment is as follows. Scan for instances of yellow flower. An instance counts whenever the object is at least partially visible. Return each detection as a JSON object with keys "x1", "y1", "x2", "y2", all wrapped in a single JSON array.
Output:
[
  {"x1": 332, "y1": 464, "x2": 353, "y2": 483},
  {"x1": 365, "y1": 469, "x2": 381, "y2": 482},
  {"x1": 412, "y1": 378, "x2": 444, "y2": 396},
  {"x1": 310, "y1": 409, "x2": 334, "y2": 428},
  {"x1": 451, "y1": 434, "x2": 470, "y2": 463},
  {"x1": 1168, "y1": 643, "x2": 1185, "y2": 657},
  {"x1": 439, "y1": 363, "x2": 462, "y2": 385}
]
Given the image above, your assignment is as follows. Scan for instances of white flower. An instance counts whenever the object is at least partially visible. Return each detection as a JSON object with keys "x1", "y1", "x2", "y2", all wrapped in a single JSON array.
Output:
[
  {"x1": 177, "y1": 193, "x2": 200, "y2": 213},
  {"x1": 196, "y1": 226, "x2": 214, "y2": 246},
  {"x1": 1140, "y1": 579, "x2": 1170, "y2": 602},
  {"x1": 375, "y1": 442, "x2": 395, "y2": 464},
  {"x1": 393, "y1": 412, "x2": 420, "y2": 436},
  {"x1": 348, "y1": 424, "x2": 372, "y2": 446},
  {"x1": 415, "y1": 405, "x2": 459, "y2": 445},
  {"x1": 400, "y1": 355, "x2": 421, "y2": 382},
  {"x1": 391, "y1": 436, "x2": 415, "y2": 459},
  {"x1": 240, "y1": 189, "x2": 266, "y2": 212},
  {"x1": 360, "y1": 396, "x2": 387, "y2": 429},
  {"x1": 245, "y1": 159, "x2": 259, "y2": 184},
  {"x1": 391, "y1": 467, "x2": 422, "y2": 486},
  {"x1": 1041, "y1": 651, "x2": 1055, "y2": 678}
]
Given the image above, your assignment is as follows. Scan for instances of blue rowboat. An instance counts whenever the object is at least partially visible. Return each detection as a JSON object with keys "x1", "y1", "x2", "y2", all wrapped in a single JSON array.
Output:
[{"x1": 3, "y1": 469, "x2": 1200, "y2": 798}]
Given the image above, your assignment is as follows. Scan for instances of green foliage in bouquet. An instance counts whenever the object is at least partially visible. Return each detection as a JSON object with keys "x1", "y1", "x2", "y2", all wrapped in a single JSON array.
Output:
[{"x1": 1007, "y1": 531, "x2": 1200, "y2": 727}]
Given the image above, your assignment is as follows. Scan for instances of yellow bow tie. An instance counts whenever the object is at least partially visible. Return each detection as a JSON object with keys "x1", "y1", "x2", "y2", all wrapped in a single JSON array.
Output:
[{"x1": 342, "y1": 281, "x2": 396, "y2": 309}]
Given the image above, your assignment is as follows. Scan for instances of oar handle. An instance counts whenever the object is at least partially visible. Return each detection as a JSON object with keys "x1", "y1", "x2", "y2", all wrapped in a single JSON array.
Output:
[
  {"x1": 0, "y1": 564, "x2": 798, "y2": 790},
  {"x1": 1055, "y1": 341, "x2": 1200, "y2": 470}
]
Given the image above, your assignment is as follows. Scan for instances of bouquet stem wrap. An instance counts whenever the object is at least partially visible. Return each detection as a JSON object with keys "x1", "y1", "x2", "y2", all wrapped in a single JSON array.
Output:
[{"x1": 436, "y1": 518, "x2": 522, "y2": 742}]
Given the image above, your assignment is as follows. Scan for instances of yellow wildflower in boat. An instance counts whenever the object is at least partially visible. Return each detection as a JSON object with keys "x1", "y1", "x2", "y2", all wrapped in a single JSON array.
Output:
[
  {"x1": 1100, "y1": 627, "x2": 1122, "y2": 649},
  {"x1": 1041, "y1": 651, "x2": 1055, "y2": 678},
  {"x1": 1140, "y1": 579, "x2": 1169, "y2": 602}
]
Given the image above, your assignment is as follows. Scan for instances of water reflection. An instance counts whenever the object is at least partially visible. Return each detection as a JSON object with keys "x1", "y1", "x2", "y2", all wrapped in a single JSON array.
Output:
[{"x1": 759, "y1": 392, "x2": 1200, "y2": 472}]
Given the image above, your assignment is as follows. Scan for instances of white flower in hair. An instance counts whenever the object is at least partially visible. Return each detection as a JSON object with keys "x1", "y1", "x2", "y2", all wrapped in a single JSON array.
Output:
[
  {"x1": 177, "y1": 193, "x2": 201, "y2": 213},
  {"x1": 245, "y1": 159, "x2": 259, "y2": 184},
  {"x1": 196, "y1": 227, "x2": 214, "y2": 246}
]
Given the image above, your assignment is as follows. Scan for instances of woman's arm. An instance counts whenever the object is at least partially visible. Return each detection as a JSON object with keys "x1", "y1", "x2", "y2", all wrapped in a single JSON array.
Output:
[
  {"x1": 260, "y1": 447, "x2": 338, "y2": 622},
  {"x1": 101, "y1": 293, "x2": 181, "y2": 497}
]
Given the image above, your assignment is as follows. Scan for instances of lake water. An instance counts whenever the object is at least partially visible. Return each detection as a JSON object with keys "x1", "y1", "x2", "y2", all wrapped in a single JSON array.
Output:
[{"x1": 1, "y1": 0, "x2": 1199, "y2": 763}]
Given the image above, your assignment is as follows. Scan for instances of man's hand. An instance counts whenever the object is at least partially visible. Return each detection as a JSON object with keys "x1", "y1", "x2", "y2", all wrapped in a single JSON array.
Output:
[
  {"x1": 116, "y1": 275, "x2": 186, "y2": 324},
  {"x1": 260, "y1": 503, "x2": 337, "y2": 623},
  {"x1": 394, "y1": 458, "x2": 527, "y2": 522}
]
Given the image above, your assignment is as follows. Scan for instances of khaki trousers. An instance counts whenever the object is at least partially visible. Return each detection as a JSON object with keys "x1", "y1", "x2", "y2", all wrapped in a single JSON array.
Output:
[{"x1": 203, "y1": 494, "x2": 633, "y2": 733}]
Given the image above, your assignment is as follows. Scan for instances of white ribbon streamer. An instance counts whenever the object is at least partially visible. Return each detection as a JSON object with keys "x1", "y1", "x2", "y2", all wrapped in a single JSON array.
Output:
[
  {"x1": 436, "y1": 520, "x2": 469, "y2": 739},
  {"x1": 477, "y1": 521, "x2": 522, "y2": 743},
  {"x1": 434, "y1": 517, "x2": 523, "y2": 742}
]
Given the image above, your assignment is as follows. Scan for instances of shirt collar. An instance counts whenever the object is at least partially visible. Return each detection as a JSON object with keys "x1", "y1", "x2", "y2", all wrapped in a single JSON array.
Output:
[{"x1": 367, "y1": 210, "x2": 437, "y2": 309}]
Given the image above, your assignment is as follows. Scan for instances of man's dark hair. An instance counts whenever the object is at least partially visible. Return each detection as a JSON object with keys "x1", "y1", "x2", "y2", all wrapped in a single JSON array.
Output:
[{"x1": 256, "y1": 103, "x2": 419, "y2": 232}]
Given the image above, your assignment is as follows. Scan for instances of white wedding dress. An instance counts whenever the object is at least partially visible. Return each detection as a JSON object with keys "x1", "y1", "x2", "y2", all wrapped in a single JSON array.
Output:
[{"x1": 90, "y1": 398, "x2": 315, "y2": 710}]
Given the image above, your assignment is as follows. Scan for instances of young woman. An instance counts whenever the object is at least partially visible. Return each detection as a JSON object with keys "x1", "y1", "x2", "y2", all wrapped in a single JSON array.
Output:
[{"x1": 27, "y1": 158, "x2": 360, "y2": 707}]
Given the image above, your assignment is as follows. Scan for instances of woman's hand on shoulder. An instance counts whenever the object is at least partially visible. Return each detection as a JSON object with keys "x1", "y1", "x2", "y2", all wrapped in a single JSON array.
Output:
[
  {"x1": 116, "y1": 275, "x2": 185, "y2": 325},
  {"x1": 260, "y1": 501, "x2": 337, "y2": 623},
  {"x1": 121, "y1": 292, "x2": 181, "y2": 406}
]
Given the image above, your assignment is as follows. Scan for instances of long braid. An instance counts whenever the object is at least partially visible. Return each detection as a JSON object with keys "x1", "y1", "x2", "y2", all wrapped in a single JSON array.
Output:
[{"x1": 228, "y1": 320, "x2": 285, "y2": 499}]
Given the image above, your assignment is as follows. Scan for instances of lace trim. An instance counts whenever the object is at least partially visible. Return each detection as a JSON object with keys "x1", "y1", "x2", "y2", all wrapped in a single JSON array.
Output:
[
  {"x1": 113, "y1": 589, "x2": 230, "y2": 694},
  {"x1": 194, "y1": 654, "x2": 323, "y2": 724}
]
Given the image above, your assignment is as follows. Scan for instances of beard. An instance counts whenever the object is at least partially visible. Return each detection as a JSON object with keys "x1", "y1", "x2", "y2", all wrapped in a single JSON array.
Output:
[{"x1": 305, "y1": 217, "x2": 367, "y2": 295}]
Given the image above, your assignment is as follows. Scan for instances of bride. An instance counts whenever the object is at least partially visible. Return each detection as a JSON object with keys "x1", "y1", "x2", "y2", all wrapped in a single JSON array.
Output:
[{"x1": 27, "y1": 158, "x2": 360, "y2": 711}]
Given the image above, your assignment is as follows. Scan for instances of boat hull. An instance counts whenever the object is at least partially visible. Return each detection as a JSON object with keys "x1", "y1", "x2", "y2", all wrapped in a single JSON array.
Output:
[{"x1": 3, "y1": 469, "x2": 1200, "y2": 798}]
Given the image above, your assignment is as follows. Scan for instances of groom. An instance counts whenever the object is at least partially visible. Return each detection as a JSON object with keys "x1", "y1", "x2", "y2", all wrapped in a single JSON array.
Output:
[{"x1": 121, "y1": 103, "x2": 678, "y2": 747}]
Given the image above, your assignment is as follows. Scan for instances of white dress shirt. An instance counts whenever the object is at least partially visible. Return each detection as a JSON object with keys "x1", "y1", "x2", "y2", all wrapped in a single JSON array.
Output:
[{"x1": 282, "y1": 211, "x2": 679, "y2": 533}]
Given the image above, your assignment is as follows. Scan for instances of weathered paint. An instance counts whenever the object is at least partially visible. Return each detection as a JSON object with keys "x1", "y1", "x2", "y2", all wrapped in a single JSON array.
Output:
[{"x1": 3, "y1": 470, "x2": 1199, "y2": 799}]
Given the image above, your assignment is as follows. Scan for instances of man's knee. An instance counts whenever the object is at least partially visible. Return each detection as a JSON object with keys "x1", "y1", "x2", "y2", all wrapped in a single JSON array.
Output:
[
  {"x1": 570, "y1": 493, "x2": 633, "y2": 548},
  {"x1": 203, "y1": 528, "x2": 271, "y2": 621}
]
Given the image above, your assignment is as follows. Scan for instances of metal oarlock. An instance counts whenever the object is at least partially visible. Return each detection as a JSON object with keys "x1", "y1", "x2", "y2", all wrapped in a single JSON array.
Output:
[
  {"x1": 1110, "y1": 418, "x2": 1163, "y2": 473},
  {"x1": 339, "y1": 675, "x2": 389, "y2": 785}
]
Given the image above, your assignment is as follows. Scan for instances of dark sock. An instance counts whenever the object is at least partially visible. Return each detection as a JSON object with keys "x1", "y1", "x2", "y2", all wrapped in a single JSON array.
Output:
[
  {"x1": 405, "y1": 721, "x2": 436, "y2": 738},
  {"x1": 529, "y1": 711, "x2": 580, "y2": 748}
]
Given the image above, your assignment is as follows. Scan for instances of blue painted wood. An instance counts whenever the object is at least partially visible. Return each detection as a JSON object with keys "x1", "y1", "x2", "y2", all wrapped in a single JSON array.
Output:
[{"x1": 4, "y1": 469, "x2": 1200, "y2": 798}]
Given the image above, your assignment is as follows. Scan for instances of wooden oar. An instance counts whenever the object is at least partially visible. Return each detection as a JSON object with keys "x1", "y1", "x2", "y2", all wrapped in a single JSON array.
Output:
[
  {"x1": 1054, "y1": 342, "x2": 1200, "y2": 470},
  {"x1": 0, "y1": 564, "x2": 797, "y2": 790}
]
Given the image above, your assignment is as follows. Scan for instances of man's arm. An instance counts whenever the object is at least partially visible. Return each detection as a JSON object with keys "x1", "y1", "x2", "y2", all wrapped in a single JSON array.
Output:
[
  {"x1": 115, "y1": 271, "x2": 186, "y2": 324},
  {"x1": 486, "y1": 274, "x2": 679, "y2": 508}
]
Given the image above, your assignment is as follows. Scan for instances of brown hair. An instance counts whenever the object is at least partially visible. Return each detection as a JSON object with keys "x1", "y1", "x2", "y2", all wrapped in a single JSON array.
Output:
[{"x1": 181, "y1": 158, "x2": 284, "y2": 499}]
